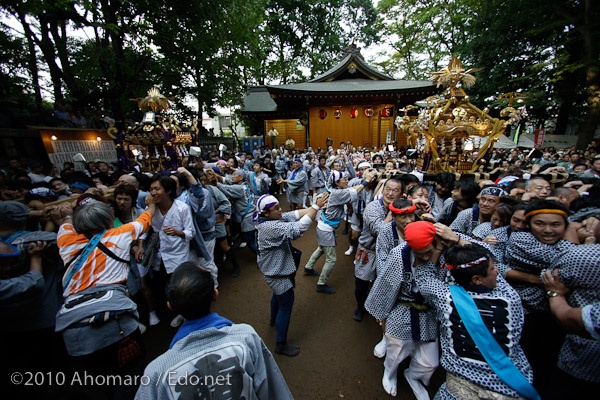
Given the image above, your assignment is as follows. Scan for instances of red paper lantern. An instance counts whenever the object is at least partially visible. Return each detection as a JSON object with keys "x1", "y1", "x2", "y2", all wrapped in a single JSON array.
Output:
[
  {"x1": 349, "y1": 107, "x2": 358, "y2": 118},
  {"x1": 319, "y1": 109, "x2": 327, "y2": 119},
  {"x1": 334, "y1": 108, "x2": 342, "y2": 119},
  {"x1": 381, "y1": 107, "x2": 393, "y2": 117}
]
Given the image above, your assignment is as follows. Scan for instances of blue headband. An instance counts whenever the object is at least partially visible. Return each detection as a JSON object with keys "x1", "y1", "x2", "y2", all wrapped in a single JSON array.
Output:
[{"x1": 481, "y1": 186, "x2": 507, "y2": 197}]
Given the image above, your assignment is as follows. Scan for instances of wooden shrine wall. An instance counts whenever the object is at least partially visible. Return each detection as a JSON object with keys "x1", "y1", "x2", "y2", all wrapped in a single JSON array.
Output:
[
  {"x1": 308, "y1": 105, "x2": 395, "y2": 150},
  {"x1": 369, "y1": 112, "x2": 395, "y2": 149}
]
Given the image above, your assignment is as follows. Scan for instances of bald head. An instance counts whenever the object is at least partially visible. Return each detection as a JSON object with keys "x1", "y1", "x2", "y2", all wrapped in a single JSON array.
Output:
[
  {"x1": 550, "y1": 187, "x2": 579, "y2": 207},
  {"x1": 525, "y1": 178, "x2": 551, "y2": 199},
  {"x1": 117, "y1": 174, "x2": 139, "y2": 189}
]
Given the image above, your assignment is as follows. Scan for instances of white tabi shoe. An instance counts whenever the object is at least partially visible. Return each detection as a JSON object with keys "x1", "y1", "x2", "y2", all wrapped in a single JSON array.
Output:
[
  {"x1": 149, "y1": 311, "x2": 160, "y2": 326},
  {"x1": 373, "y1": 334, "x2": 387, "y2": 358},
  {"x1": 344, "y1": 246, "x2": 355, "y2": 256},
  {"x1": 382, "y1": 374, "x2": 397, "y2": 397},
  {"x1": 403, "y1": 369, "x2": 430, "y2": 400}
]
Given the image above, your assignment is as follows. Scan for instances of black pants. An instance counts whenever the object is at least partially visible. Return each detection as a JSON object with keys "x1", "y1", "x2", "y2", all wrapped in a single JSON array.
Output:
[
  {"x1": 269, "y1": 180, "x2": 279, "y2": 195},
  {"x1": 149, "y1": 262, "x2": 174, "y2": 319},
  {"x1": 542, "y1": 366, "x2": 600, "y2": 399},
  {"x1": 520, "y1": 310, "x2": 565, "y2": 392},
  {"x1": 355, "y1": 277, "x2": 370, "y2": 312},
  {"x1": 77, "y1": 329, "x2": 146, "y2": 400}
]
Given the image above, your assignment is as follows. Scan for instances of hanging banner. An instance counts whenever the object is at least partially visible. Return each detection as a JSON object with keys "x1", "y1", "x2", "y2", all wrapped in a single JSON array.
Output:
[{"x1": 534, "y1": 129, "x2": 545, "y2": 146}]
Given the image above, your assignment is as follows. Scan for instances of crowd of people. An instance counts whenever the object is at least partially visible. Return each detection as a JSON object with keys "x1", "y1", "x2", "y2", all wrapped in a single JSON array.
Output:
[
  {"x1": 0, "y1": 99, "x2": 121, "y2": 130},
  {"x1": 1, "y1": 138, "x2": 599, "y2": 399}
]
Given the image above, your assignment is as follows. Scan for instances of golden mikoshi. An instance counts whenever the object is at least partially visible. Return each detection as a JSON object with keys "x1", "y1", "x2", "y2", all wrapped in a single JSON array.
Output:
[{"x1": 397, "y1": 56, "x2": 526, "y2": 173}]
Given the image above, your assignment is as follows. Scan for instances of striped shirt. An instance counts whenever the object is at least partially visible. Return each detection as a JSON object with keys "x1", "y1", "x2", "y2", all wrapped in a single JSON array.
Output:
[{"x1": 58, "y1": 211, "x2": 152, "y2": 296}]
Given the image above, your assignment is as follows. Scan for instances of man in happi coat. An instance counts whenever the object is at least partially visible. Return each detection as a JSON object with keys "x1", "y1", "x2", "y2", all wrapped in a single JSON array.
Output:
[
  {"x1": 365, "y1": 221, "x2": 441, "y2": 399},
  {"x1": 254, "y1": 193, "x2": 329, "y2": 356},
  {"x1": 352, "y1": 177, "x2": 404, "y2": 321},
  {"x1": 303, "y1": 170, "x2": 364, "y2": 294},
  {"x1": 278, "y1": 158, "x2": 307, "y2": 211}
]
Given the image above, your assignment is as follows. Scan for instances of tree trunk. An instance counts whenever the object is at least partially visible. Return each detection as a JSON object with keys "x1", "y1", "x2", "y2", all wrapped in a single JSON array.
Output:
[
  {"x1": 50, "y1": 20, "x2": 77, "y2": 97},
  {"x1": 577, "y1": 66, "x2": 600, "y2": 149},
  {"x1": 17, "y1": 12, "x2": 42, "y2": 105},
  {"x1": 576, "y1": 0, "x2": 600, "y2": 149},
  {"x1": 37, "y1": 17, "x2": 65, "y2": 102},
  {"x1": 197, "y1": 97, "x2": 203, "y2": 125},
  {"x1": 99, "y1": 0, "x2": 126, "y2": 121},
  {"x1": 553, "y1": 99, "x2": 573, "y2": 136},
  {"x1": 195, "y1": 66, "x2": 204, "y2": 122}
]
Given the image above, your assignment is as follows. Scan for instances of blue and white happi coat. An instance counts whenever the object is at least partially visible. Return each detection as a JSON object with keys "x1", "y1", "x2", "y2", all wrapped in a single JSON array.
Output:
[
  {"x1": 365, "y1": 243, "x2": 438, "y2": 342},
  {"x1": 550, "y1": 244, "x2": 600, "y2": 383},
  {"x1": 415, "y1": 262, "x2": 533, "y2": 399}
]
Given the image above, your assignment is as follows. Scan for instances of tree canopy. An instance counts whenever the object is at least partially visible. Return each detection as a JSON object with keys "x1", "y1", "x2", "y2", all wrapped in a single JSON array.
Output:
[
  {"x1": 0, "y1": 0, "x2": 377, "y2": 121},
  {"x1": 1, "y1": 0, "x2": 597, "y2": 148},
  {"x1": 374, "y1": 0, "x2": 599, "y2": 148}
]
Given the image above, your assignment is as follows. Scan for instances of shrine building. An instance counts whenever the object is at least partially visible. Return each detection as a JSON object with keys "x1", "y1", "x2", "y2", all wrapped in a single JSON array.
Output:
[{"x1": 241, "y1": 44, "x2": 441, "y2": 150}]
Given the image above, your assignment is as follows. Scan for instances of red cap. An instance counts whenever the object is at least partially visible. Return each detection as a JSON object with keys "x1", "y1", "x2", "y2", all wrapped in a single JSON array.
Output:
[{"x1": 404, "y1": 221, "x2": 436, "y2": 250}]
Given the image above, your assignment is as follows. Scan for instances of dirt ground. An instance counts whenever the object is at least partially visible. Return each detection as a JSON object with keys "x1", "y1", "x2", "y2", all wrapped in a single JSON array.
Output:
[{"x1": 143, "y1": 199, "x2": 446, "y2": 400}]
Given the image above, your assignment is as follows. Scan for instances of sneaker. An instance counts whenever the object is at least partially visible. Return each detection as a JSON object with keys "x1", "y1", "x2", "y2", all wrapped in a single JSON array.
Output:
[
  {"x1": 170, "y1": 314, "x2": 184, "y2": 328},
  {"x1": 138, "y1": 322, "x2": 147, "y2": 334},
  {"x1": 353, "y1": 309, "x2": 364, "y2": 322},
  {"x1": 403, "y1": 369, "x2": 430, "y2": 400},
  {"x1": 239, "y1": 242, "x2": 247, "y2": 248},
  {"x1": 149, "y1": 311, "x2": 160, "y2": 326},
  {"x1": 316, "y1": 284, "x2": 336, "y2": 294},
  {"x1": 275, "y1": 342, "x2": 300, "y2": 357},
  {"x1": 344, "y1": 246, "x2": 355, "y2": 256},
  {"x1": 304, "y1": 267, "x2": 319, "y2": 276},
  {"x1": 373, "y1": 335, "x2": 387, "y2": 359}
]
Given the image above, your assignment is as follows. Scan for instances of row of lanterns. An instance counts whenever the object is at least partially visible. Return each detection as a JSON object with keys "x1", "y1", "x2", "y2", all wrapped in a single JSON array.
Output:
[{"x1": 318, "y1": 106, "x2": 393, "y2": 119}]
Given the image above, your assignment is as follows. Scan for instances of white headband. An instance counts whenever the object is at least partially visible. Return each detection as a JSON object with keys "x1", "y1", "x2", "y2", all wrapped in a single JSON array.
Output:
[
  {"x1": 328, "y1": 170, "x2": 345, "y2": 187},
  {"x1": 257, "y1": 194, "x2": 279, "y2": 212}
]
